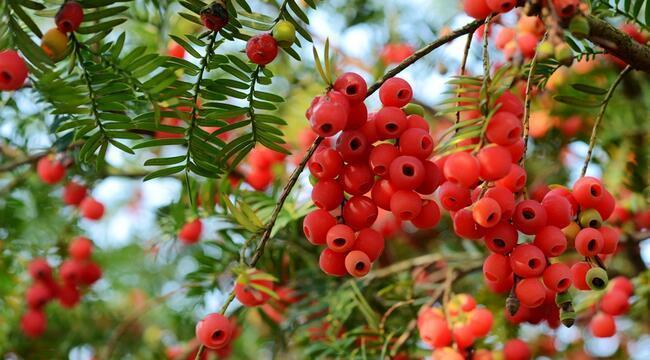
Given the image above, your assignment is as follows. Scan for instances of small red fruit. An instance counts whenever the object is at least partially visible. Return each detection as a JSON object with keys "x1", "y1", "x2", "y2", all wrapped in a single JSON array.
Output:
[
  {"x1": 235, "y1": 271, "x2": 274, "y2": 307},
  {"x1": 503, "y1": 339, "x2": 531, "y2": 360},
  {"x1": 246, "y1": 34, "x2": 278, "y2": 65},
  {"x1": 37, "y1": 156, "x2": 66, "y2": 185},
  {"x1": 352, "y1": 228, "x2": 384, "y2": 262},
  {"x1": 179, "y1": 219, "x2": 203, "y2": 245},
  {"x1": 79, "y1": 197, "x2": 105, "y2": 220},
  {"x1": 0, "y1": 50, "x2": 29, "y2": 91},
  {"x1": 303, "y1": 209, "x2": 337, "y2": 245},
  {"x1": 319, "y1": 248, "x2": 347, "y2": 277},
  {"x1": 379, "y1": 77, "x2": 413, "y2": 107},
  {"x1": 326, "y1": 224, "x2": 356, "y2": 253},
  {"x1": 345, "y1": 250, "x2": 371, "y2": 277},
  {"x1": 333, "y1": 72, "x2": 367, "y2": 104},
  {"x1": 21, "y1": 310, "x2": 47, "y2": 338},
  {"x1": 200, "y1": 1, "x2": 229, "y2": 32},
  {"x1": 195, "y1": 313, "x2": 234, "y2": 349},
  {"x1": 63, "y1": 181, "x2": 87, "y2": 206},
  {"x1": 590, "y1": 312, "x2": 616, "y2": 338},
  {"x1": 68, "y1": 236, "x2": 93, "y2": 260},
  {"x1": 55, "y1": 1, "x2": 84, "y2": 33}
]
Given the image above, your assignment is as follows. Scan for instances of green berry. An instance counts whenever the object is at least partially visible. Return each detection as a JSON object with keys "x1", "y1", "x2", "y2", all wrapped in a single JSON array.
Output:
[
  {"x1": 569, "y1": 16, "x2": 590, "y2": 39},
  {"x1": 272, "y1": 20, "x2": 296, "y2": 48},
  {"x1": 402, "y1": 103, "x2": 424, "y2": 116},
  {"x1": 586, "y1": 267, "x2": 609, "y2": 290}
]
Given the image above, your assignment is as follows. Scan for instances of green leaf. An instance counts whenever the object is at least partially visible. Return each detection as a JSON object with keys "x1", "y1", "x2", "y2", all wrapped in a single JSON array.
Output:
[
  {"x1": 83, "y1": 6, "x2": 129, "y2": 22},
  {"x1": 554, "y1": 95, "x2": 602, "y2": 107},
  {"x1": 312, "y1": 46, "x2": 329, "y2": 84},
  {"x1": 254, "y1": 91, "x2": 284, "y2": 102},
  {"x1": 170, "y1": 35, "x2": 202, "y2": 59},
  {"x1": 571, "y1": 83, "x2": 608, "y2": 95},
  {"x1": 143, "y1": 165, "x2": 185, "y2": 181},
  {"x1": 77, "y1": 19, "x2": 127, "y2": 34},
  {"x1": 109, "y1": 139, "x2": 135, "y2": 154},
  {"x1": 288, "y1": 0, "x2": 310, "y2": 24},
  {"x1": 133, "y1": 138, "x2": 187, "y2": 149},
  {"x1": 144, "y1": 155, "x2": 187, "y2": 166}
]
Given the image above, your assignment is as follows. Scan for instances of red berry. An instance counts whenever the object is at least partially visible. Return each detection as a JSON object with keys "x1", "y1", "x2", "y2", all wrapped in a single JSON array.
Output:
[
  {"x1": 63, "y1": 181, "x2": 87, "y2": 206},
  {"x1": 80, "y1": 261, "x2": 102, "y2": 285},
  {"x1": 600, "y1": 289, "x2": 629, "y2": 316},
  {"x1": 407, "y1": 114, "x2": 429, "y2": 132},
  {"x1": 486, "y1": 112, "x2": 522, "y2": 146},
  {"x1": 439, "y1": 182, "x2": 472, "y2": 212},
  {"x1": 379, "y1": 77, "x2": 413, "y2": 107},
  {"x1": 352, "y1": 228, "x2": 384, "y2": 261},
  {"x1": 477, "y1": 145, "x2": 512, "y2": 181},
  {"x1": 415, "y1": 160, "x2": 442, "y2": 195},
  {"x1": 179, "y1": 219, "x2": 203, "y2": 245},
  {"x1": 388, "y1": 155, "x2": 425, "y2": 190},
  {"x1": 590, "y1": 312, "x2": 616, "y2": 338},
  {"x1": 552, "y1": 0, "x2": 579, "y2": 18},
  {"x1": 58, "y1": 283, "x2": 81, "y2": 308},
  {"x1": 342, "y1": 196, "x2": 378, "y2": 230},
  {"x1": 510, "y1": 244, "x2": 546, "y2": 278},
  {"x1": 411, "y1": 200, "x2": 441, "y2": 229},
  {"x1": 484, "y1": 186, "x2": 515, "y2": 218},
  {"x1": 60, "y1": 259, "x2": 84, "y2": 285},
  {"x1": 486, "y1": 272, "x2": 514, "y2": 293},
  {"x1": 512, "y1": 200, "x2": 547, "y2": 235},
  {"x1": 374, "y1": 106, "x2": 408, "y2": 139},
  {"x1": 311, "y1": 179, "x2": 343, "y2": 210},
  {"x1": 483, "y1": 221, "x2": 518, "y2": 254},
  {"x1": 341, "y1": 163, "x2": 375, "y2": 195},
  {"x1": 472, "y1": 197, "x2": 502, "y2": 228},
  {"x1": 246, "y1": 168, "x2": 272, "y2": 191},
  {"x1": 359, "y1": 116, "x2": 379, "y2": 143},
  {"x1": 572, "y1": 176, "x2": 605, "y2": 209},
  {"x1": 483, "y1": 252, "x2": 512, "y2": 283},
  {"x1": 533, "y1": 226, "x2": 567, "y2": 257},
  {"x1": 390, "y1": 190, "x2": 422, "y2": 221},
  {"x1": 570, "y1": 261, "x2": 591, "y2": 290},
  {"x1": 453, "y1": 208, "x2": 485, "y2": 240},
  {"x1": 468, "y1": 307, "x2": 494, "y2": 338},
  {"x1": 55, "y1": 1, "x2": 84, "y2": 33},
  {"x1": 79, "y1": 197, "x2": 104, "y2": 221},
  {"x1": 610, "y1": 276, "x2": 633, "y2": 297},
  {"x1": 246, "y1": 34, "x2": 278, "y2": 65},
  {"x1": 495, "y1": 90, "x2": 523, "y2": 117},
  {"x1": 303, "y1": 209, "x2": 337, "y2": 246},
  {"x1": 371, "y1": 178, "x2": 397, "y2": 210},
  {"x1": 68, "y1": 236, "x2": 93, "y2": 260},
  {"x1": 345, "y1": 250, "x2": 371, "y2": 277},
  {"x1": 494, "y1": 164, "x2": 527, "y2": 192},
  {"x1": 0, "y1": 50, "x2": 29, "y2": 91},
  {"x1": 541, "y1": 194, "x2": 572, "y2": 229},
  {"x1": 26, "y1": 282, "x2": 53, "y2": 309},
  {"x1": 515, "y1": 277, "x2": 546, "y2": 308},
  {"x1": 37, "y1": 156, "x2": 66, "y2": 185},
  {"x1": 21, "y1": 310, "x2": 47, "y2": 338},
  {"x1": 333, "y1": 72, "x2": 367, "y2": 104},
  {"x1": 326, "y1": 224, "x2": 356, "y2": 253},
  {"x1": 464, "y1": 0, "x2": 492, "y2": 19},
  {"x1": 507, "y1": 138, "x2": 525, "y2": 163},
  {"x1": 594, "y1": 189, "x2": 616, "y2": 221},
  {"x1": 309, "y1": 92, "x2": 349, "y2": 137},
  {"x1": 496, "y1": 28, "x2": 516, "y2": 50},
  {"x1": 575, "y1": 228, "x2": 604, "y2": 256},
  {"x1": 399, "y1": 128, "x2": 434, "y2": 159},
  {"x1": 200, "y1": 1, "x2": 229, "y2": 32},
  {"x1": 487, "y1": 0, "x2": 516, "y2": 12},
  {"x1": 418, "y1": 316, "x2": 452, "y2": 348},
  {"x1": 517, "y1": 32, "x2": 538, "y2": 58},
  {"x1": 452, "y1": 325, "x2": 475, "y2": 349},
  {"x1": 336, "y1": 130, "x2": 370, "y2": 163},
  {"x1": 545, "y1": 187, "x2": 579, "y2": 216},
  {"x1": 28, "y1": 258, "x2": 52, "y2": 281},
  {"x1": 195, "y1": 313, "x2": 233, "y2": 349},
  {"x1": 443, "y1": 152, "x2": 480, "y2": 188},
  {"x1": 542, "y1": 263, "x2": 571, "y2": 292},
  {"x1": 346, "y1": 102, "x2": 368, "y2": 130},
  {"x1": 503, "y1": 339, "x2": 531, "y2": 360},
  {"x1": 369, "y1": 143, "x2": 399, "y2": 176},
  {"x1": 309, "y1": 147, "x2": 343, "y2": 180},
  {"x1": 235, "y1": 271, "x2": 274, "y2": 307},
  {"x1": 319, "y1": 248, "x2": 347, "y2": 276}
]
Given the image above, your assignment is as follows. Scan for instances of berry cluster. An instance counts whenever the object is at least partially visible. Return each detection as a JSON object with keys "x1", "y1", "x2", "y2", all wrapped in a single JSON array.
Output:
[
  {"x1": 41, "y1": 1, "x2": 84, "y2": 62},
  {"x1": 245, "y1": 146, "x2": 287, "y2": 191},
  {"x1": 589, "y1": 276, "x2": 633, "y2": 338},
  {"x1": 303, "y1": 74, "x2": 445, "y2": 277},
  {"x1": 418, "y1": 294, "x2": 493, "y2": 358},
  {"x1": 21, "y1": 237, "x2": 102, "y2": 337}
]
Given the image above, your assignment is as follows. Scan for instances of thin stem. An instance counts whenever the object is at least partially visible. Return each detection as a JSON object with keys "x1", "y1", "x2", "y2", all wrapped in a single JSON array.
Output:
[
  {"x1": 248, "y1": 66, "x2": 262, "y2": 143},
  {"x1": 455, "y1": 31, "x2": 475, "y2": 126},
  {"x1": 73, "y1": 35, "x2": 107, "y2": 139},
  {"x1": 580, "y1": 65, "x2": 632, "y2": 177}
]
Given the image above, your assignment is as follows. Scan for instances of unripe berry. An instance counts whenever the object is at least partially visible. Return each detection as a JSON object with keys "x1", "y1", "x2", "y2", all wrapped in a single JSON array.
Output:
[
  {"x1": 388, "y1": 155, "x2": 425, "y2": 190},
  {"x1": 0, "y1": 50, "x2": 29, "y2": 91},
  {"x1": 369, "y1": 143, "x2": 399, "y2": 176},
  {"x1": 79, "y1": 197, "x2": 105, "y2": 221},
  {"x1": 37, "y1": 156, "x2": 66, "y2": 185},
  {"x1": 542, "y1": 263, "x2": 571, "y2": 292},
  {"x1": 200, "y1": 1, "x2": 229, "y2": 32},
  {"x1": 179, "y1": 219, "x2": 202, "y2": 245},
  {"x1": 390, "y1": 190, "x2": 422, "y2": 221},
  {"x1": 541, "y1": 194, "x2": 572, "y2": 229},
  {"x1": 246, "y1": 34, "x2": 278, "y2": 65},
  {"x1": 195, "y1": 313, "x2": 233, "y2": 349},
  {"x1": 399, "y1": 128, "x2": 434, "y2": 159},
  {"x1": 311, "y1": 179, "x2": 343, "y2": 210},
  {"x1": 575, "y1": 228, "x2": 604, "y2": 256},
  {"x1": 272, "y1": 20, "x2": 296, "y2": 47},
  {"x1": 590, "y1": 312, "x2": 616, "y2": 338},
  {"x1": 472, "y1": 197, "x2": 502, "y2": 228},
  {"x1": 309, "y1": 148, "x2": 343, "y2": 180},
  {"x1": 21, "y1": 310, "x2": 47, "y2": 338},
  {"x1": 379, "y1": 77, "x2": 412, "y2": 107},
  {"x1": 403, "y1": 103, "x2": 424, "y2": 116},
  {"x1": 483, "y1": 221, "x2": 518, "y2": 254},
  {"x1": 374, "y1": 106, "x2": 408, "y2": 139},
  {"x1": 415, "y1": 160, "x2": 442, "y2": 195},
  {"x1": 516, "y1": 277, "x2": 546, "y2": 308},
  {"x1": 533, "y1": 226, "x2": 567, "y2": 257},
  {"x1": 483, "y1": 253, "x2": 512, "y2": 283},
  {"x1": 319, "y1": 248, "x2": 347, "y2": 276},
  {"x1": 342, "y1": 196, "x2": 378, "y2": 230},
  {"x1": 569, "y1": 15, "x2": 590, "y2": 39},
  {"x1": 333, "y1": 72, "x2": 367, "y2": 104},
  {"x1": 477, "y1": 145, "x2": 512, "y2": 181},
  {"x1": 453, "y1": 208, "x2": 485, "y2": 240},
  {"x1": 484, "y1": 186, "x2": 515, "y2": 218},
  {"x1": 494, "y1": 164, "x2": 527, "y2": 192},
  {"x1": 352, "y1": 228, "x2": 384, "y2": 261},
  {"x1": 586, "y1": 267, "x2": 608, "y2": 290},
  {"x1": 486, "y1": 112, "x2": 522, "y2": 146},
  {"x1": 570, "y1": 261, "x2": 592, "y2": 290},
  {"x1": 234, "y1": 270, "x2": 274, "y2": 307},
  {"x1": 512, "y1": 200, "x2": 547, "y2": 235},
  {"x1": 326, "y1": 224, "x2": 356, "y2": 253},
  {"x1": 464, "y1": 0, "x2": 492, "y2": 19},
  {"x1": 487, "y1": 0, "x2": 516, "y2": 13},
  {"x1": 503, "y1": 339, "x2": 531, "y2": 360},
  {"x1": 510, "y1": 244, "x2": 546, "y2": 278},
  {"x1": 68, "y1": 236, "x2": 93, "y2": 260},
  {"x1": 411, "y1": 200, "x2": 441, "y2": 229},
  {"x1": 303, "y1": 209, "x2": 337, "y2": 245},
  {"x1": 554, "y1": 43, "x2": 574, "y2": 66},
  {"x1": 341, "y1": 163, "x2": 374, "y2": 195},
  {"x1": 600, "y1": 290, "x2": 629, "y2": 316},
  {"x1": 579, "y1": 208, "x2": 602, "y2": 229},
  {"x1": 41, "y1": 28, "x2": 69, "y2": 61},
  {"x1": 55, "y1": 1, "x2": 84, "y2": 33},
  {"x1": 63, "y1": 181, "x2": 87, "y2": 206},
  {"x1": 345, "y1": 250, "x2": 371, "y2": 277}
]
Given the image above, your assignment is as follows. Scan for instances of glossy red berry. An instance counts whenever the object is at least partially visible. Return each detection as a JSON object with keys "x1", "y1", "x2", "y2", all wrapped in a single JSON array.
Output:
[
  {"x1": 542, "y1": 263, "x2": 571, "y2": 292},
  {"x1": 552, "y1": 0, "x2": 579, "y2": 18},
  {"x1": 464, "y1": 0, "x2": 492, "y2": 19},
  {"x1": 512, "y1": 200, "x2": 547, "y2": 235},
  {"x1": 333, "y1": 72, "x2": 367, "y2": 104},
  {"x1": 575, "y1": 228, "x2": 604, "y2": 256},
  {"x1": 246, "y1": 168, "x2": 272, "y2": 191},
  {"x1": 371, "y1": 178, "x2": 397, "y2": 210},
  {"x1": 468, "y1": 307, "x2": 494, "y2": 338},
  {"x1": 453, "y1": 208, "x2": 485, "y2": 240},
  {"x1": 439, "y1": 182, "x2": 472, "y2": 212},
  {"x1": 303, "y1": 209, "x2": 337, "y2": 245},
  {"x1": 196, "y1": 313, "x2": 233, "y2": 349},
  {"x1": 200, "y1": 1, "x2": 229, "y2": 32},
  {"x1": 390, "y1": 190, "x2": 422, "y2": 221},
  {"x1": 590, "y1": 312, "x2": 616, "y2": 338},
  {"x1": 594, "y1": 189, "x2": 616, "y2": 221},
  {"x1": 483, "y1": 221, "x2": 518, "y2": 254},
  {"x1": 359, "y1": 117, "x2": 379, "y2": 143},
  {"x1": 179, "y1": 219, "x2": 203, "y2": 245},
  {"x1": 411, "y1": 200, "x2": 441, "y2": 229},
  {"x1": 418, "y1": 316, "x2": 452, "y2": 348},
  {"x1": 495, "y1": 90, "x2": 524, "y2": 117},
  {"x1": 28, "y1": 258, "x2": 52, "y2": 281},
  {"x1": 63, "y1": 181, "x2": 87, "y2": 206},
  {"x1": 483, "y1": 253, "x2": 512, "y2": 283},
  {"x1": 58, "y1": 283, "x2": 81, "y2": 308},
  {"x1": 55, "y1": 1, "x2": 83, "y2": 33},
  {"x1": 0, "y1": 50, "x2": 29, "y2": 91},
  {"x1": 326, "y1": 224, "x2": 356, "y2": 252},
  {"x1": 342, "y1": 196, "x2": 378, "y2": 230},
  {"x1": 507, "y1": 138, "x2": 525, "y2": 163},
  {"x1": 246, "y1": 34, "x2": 278, "y2": 65},
  {"x1": 311, "y1": 180, "x2": 343, "y2": 210},
  {"x1": 374, "y1": 106, "x2": 408, "y2": 139},
  {"x1": 319, "y1": 248, "x2": 347, "y2": 277},
  {"x1": 510, "y1": 244, "x2": 546, "y2": 278},
  {"x1": 503, "y1": 339, "x2": 531, "y2": 360},
  {"x1": 341, "y1": 163, "x2": 374, "y2": 195},
  {"x1": 399, "y1": 128, "x2": 433, "y2": 159},
  {"x1": 570, "y1": 261, "x2": 591, "y2": 290},
  {"x1": 516, "y1": 277, "x2": 546, "y2": 308},
  {"x1": 79, "y1": 197, "x2": 104, "y2": 220},
  {"x1": 494, "y1": 164, "x2": 527, "y2": 192},
  {"x1": 345, "y1": 250, "x2": 371, "y2": 277},
  {"x1": 80, "y1": 261, "x2": 102, "y2": 285},
  {"x1": 541, "y1": 194, "x2": 572, "y2": 229},
  {"x1": 352, "y1": 228, "x2": 384, "y2": 261},
  {"x1": 235, "y1": 271, "x2": 274, "y2": 307},
  {"x1": 533, "y1": 226, "x2": 567, "y2": 257},
  {"x1": 37, "y1": 156, "x2": 66, "y2": 185},
  {"x1": 472, "y1": 197, "x2": 502, "y2": 228},
  {"x1": 26, "y1": 282, "x2": 52, "y2": 309},
  {"x1": 610, "y1": 276, "x2": 633, "y2": 297},
  {"x1": 309, "y1": 92, "x2": 349, "y2": 137},
  {"x1": 416, "y1": 160, "x2": 442, "y2": 195},
  {"x1": 379, "y1": 77, "x2": 413, "y2": 107},
  {"x1": 21, "y1": 310, "x2": 47, "y2": 338},
  {"x1": 452, "y1": 325, "x2": 475, "y2": 349},
  {"x1": 345, "y1": 102, "x2": 368, "y2": 130},
  {"x1": 388, "y1": 155, "x2": 425, "y2": 190},
  {"x1": 443, "y1": 152, "x2": 479, "y2": 188},
  {"x1": 60, "y1": 259, "x2": 84, "y2": 285},
  {"x1": 477, "y1": 145, "x2": 512, "y2": 181},
  {"x1": 336, "y1": 130, "x2": 370, "y2": 163},
  {"x1": 572, "y1": 176, "x2": 605, "y2": 209},
  {"x1": 407, "y1": 114, "x2": 429, "y2": 132},
  {"x1": 600, "y1": 289, "x2": 629, "y2": 316},
  {"x1": 369, "y1": 143, "x2": 399, "y2": 176},
  {"x1": 68, "y1": 236, "x2": 93, "y2": 260},
  {"x1": 484, "y1": 186, "x2": 515, "y2": 218},
  {"x1": 486, "y1": 112, "x2": 522, "y2": 146},
  {"x1": 309, "y1": 148, "x2": 343, "y2": 180}
]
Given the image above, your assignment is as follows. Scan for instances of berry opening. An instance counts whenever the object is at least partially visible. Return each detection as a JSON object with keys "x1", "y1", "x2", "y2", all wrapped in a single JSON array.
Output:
[
  {"x1": 0, "y1": 71, "x2": 11, "y2": 84},
  {"x1": 309, "y1": 162, "x2": 323, "y2": 174},
  {"x1": 591, "y1": 277, "x2": 605, "y2": 288},
  {"x1": 211, "y1": 330, "x2": 225, "y2": 341},
  {"x1": 385, "y1": 123, "x2": 398, "y2": 133},
  {"x1": 587, "y1": 239, "x2": 598, "y2": 251},
  {"x1": 374, "y1": 165, "x2": 386, "y2": 175},
  {"x1": 402, "y1": 164, "x2": 415, "y2": 177},
  {"x1": 493, "y1": 238, "x2": 506, "y2": 248},
  {"x1": 551, "y1": 245, "x2": 564, "y2": 255},
  {"x1": 345, "y1": 85, "x2": 358, "y2": 96},
  {"x1": 397, "y1": 89, "x2": 410, "y2": 99},
  {"x1": 355, "y1": 262, "x2": 366, "y2": 271},
  {"x1": 557, "y1": 278, "x2": 569, "y2": 289},
  {"x1": 350, "y1": 138, "x2": 361, "y2": 150},
  {"x1": 320, "y1": 123, "x2": 333, "y2": 134},
  {"x1": 528, "y1": 258, "x2": 540, "y2": 269},
  {"x1": 522, "y1": 208, "x2": 535, "y2": 220},
  {"x1": 486, "y1": 213, "x2": 497, "y2": 224},
  {"x1": 60, "y1": 20, "x2": 73, "y2": 32},
  {"x1": 333, "y1": 238, "x2": 346, "y2": 247},
  {"x1": 589, "y1": 219, "x2": 600, "y2": 228},
  {"x1": 420, "y1": 137, "x2": 432, "y2": 149},
  {"x1": 590, "y1": 184, "x2": 602, "y2": 197}
]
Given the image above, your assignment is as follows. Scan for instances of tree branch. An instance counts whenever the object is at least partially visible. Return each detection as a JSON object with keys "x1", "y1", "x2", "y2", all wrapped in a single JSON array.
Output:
[{"x1": 585, "y1": 15, "x2": 650, "y2": 73}]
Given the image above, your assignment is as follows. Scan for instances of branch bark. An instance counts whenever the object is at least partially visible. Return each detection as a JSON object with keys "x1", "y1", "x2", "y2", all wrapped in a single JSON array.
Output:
[{"x1": 586, "y1": 15, "x2": 650, "y2": 73}]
